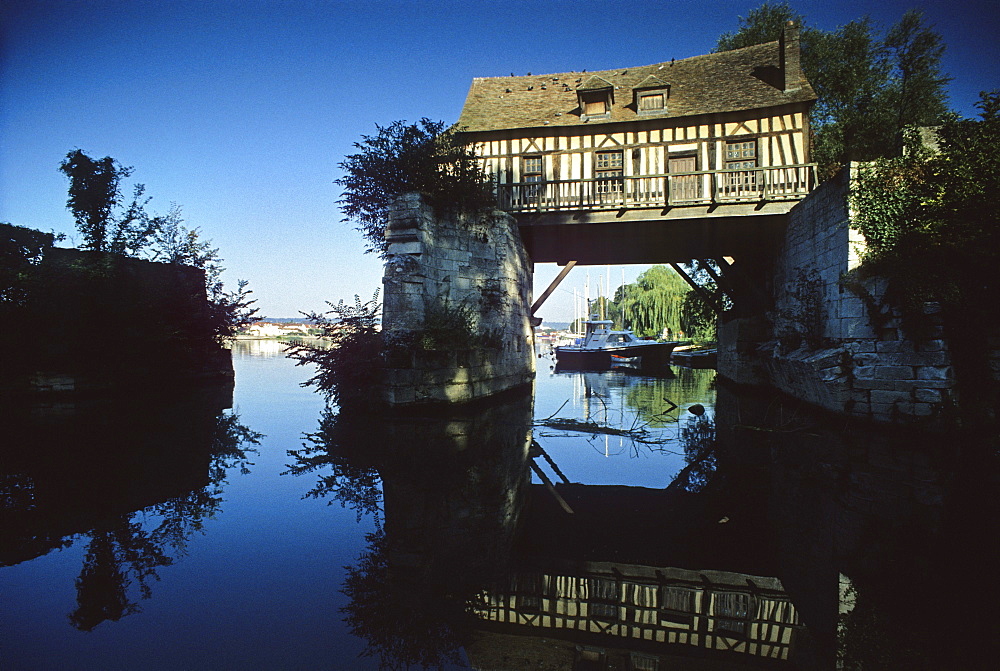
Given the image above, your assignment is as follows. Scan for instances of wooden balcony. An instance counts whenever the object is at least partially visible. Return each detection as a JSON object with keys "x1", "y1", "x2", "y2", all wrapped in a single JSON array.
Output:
[{"x1": 496, "y1": 164, "x2": 815, "y2": 213}]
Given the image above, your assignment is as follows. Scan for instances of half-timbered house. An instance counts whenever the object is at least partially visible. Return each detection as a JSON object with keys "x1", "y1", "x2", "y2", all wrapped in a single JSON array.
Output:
[{"x1": 456, "y1": 22, "x2": 817, "y2": 265}]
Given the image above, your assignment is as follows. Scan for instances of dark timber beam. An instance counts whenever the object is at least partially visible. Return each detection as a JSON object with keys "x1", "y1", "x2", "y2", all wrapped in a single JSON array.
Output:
[
  {"x1": 699, "y1": 260, "x2": 738, "y2": 306},
  {"x1": 531, "y1": 260, "x2": 577, "y2": 315},
  {"x1": 669, "y1": 262, "x2": 724, "y2": 314}
]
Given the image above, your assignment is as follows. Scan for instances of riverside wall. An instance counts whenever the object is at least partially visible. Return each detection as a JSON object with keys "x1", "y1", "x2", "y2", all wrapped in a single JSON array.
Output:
[
  {"x1": 1, "y1": 247, "x2": 233, "y2": 396},
  {"x1": 380, "y1": 194, "x2": 535, "y2": 406},
  {"x1": 719, "y1": 166, "x2": 959, "y2": 423}
]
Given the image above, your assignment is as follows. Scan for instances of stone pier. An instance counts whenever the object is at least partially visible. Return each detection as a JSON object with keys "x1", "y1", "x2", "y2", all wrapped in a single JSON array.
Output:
[{"x1": 380, "y1": 194, "x2": 535, "y2": 406}]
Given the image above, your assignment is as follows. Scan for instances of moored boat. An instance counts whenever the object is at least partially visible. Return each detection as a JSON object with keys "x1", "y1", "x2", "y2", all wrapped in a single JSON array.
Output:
[
  {"x1": 670, "y1": 347, "x2": 718, "y2": 369},
  {"x1": 554, "y1": 320, "x2": 678, "y2": 371}
]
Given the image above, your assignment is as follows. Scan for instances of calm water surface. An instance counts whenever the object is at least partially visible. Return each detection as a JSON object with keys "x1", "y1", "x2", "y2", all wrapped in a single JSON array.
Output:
[{"x1": 1, "y1": 341, "x2": 995, "y2": 669}]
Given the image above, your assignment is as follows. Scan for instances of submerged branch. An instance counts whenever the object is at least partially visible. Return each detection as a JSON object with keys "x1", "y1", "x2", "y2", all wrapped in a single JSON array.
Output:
[{"x1": 534, "y1": 417, "x2": 670, "y2": 445}]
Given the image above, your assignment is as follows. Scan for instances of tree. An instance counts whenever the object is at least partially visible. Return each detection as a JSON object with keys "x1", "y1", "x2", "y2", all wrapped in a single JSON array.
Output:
[
  {"x1": 715, "y1": 5, "x2": 951, "y2": 177},
  {"x1": 1, "y1": 223, "x2": 58, "y2": 307},
  {"x1": 288, "y1": 292, "x2": 383, "y2": 406},
  {"x1": 336, "y1": 119, "x2": 494, "y2": 257},
  {"x1": 59, "y1": 150, "x2": 159, "y2": 255},
  {"x1": 715, "y1": 2, "x2": 804, "y2": 52},
  {"x1": 611, "y1": 265, "x2": 690, "y2": 338},
  {"x1": 58, "y1": 150, "x2": 257, "y2": 341},
  {"x1": 680, "y1": 287, "x2": 718, "y2": 343},
  {"x1": 884, "y1": 10, "x2": 950, "y2": 131}
]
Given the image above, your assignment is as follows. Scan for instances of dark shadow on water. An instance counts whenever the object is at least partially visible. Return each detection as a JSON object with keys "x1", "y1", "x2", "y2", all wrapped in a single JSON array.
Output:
[
  {"x1": 0, "y1": 381, "x2": 262, "y2": 631},
  {"x1": 294, "y1": 373, "x2": 1000, "y2": 670}
]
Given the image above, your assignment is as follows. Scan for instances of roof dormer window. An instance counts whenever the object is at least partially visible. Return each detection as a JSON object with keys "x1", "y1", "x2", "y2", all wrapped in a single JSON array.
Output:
[
  {"x1": 633, "y1": 75, "x2": 669, "y2": 115},
  {"x1": 578, "y1": 76, "x2": 614, "y2": 120},
  {"x1": 638, "y1": 92, "x2": 665, "y2": 112},
  {"x1": 583, "y1": 95, "x2": 609, "y2": 117}
]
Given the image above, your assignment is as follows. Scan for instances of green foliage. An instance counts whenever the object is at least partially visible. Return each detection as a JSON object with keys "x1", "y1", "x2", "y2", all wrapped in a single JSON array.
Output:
[
  {"x1": 1, "y1": 223, "x2": 59, "y2": 307},
  {"x1": 610, "y1": 265, "x2": 689, "y2": 338},
  {"x1": 680, "y1": 286, "x2": 718, "y2": 343},
  {"x1": 716, "y1": 6, "x2": 951, "y2": 177},
  {"x1": 850, "y1": 92, "x2": 1000, "y2": 428},
  {"x1": 850, "y1": 93, "x2": 1000, "y2": 318},
  {"x1": 57, "y1": 150, "x2": 257, "y2": 341},
  {"x1": 715, "y1": 2, "x2": 804, "y2": 52},
  {"x1": 413, "y1": 298, "x2": 500, "y2": 351},
  {"x1": 59, "y1": 150, "x2": 160, "y2": 255},
  {"x1": 289, "y1": 292, "x2": 384, "y2": 406},
  {"x1": 336, "y1": 119, "x2": 495, "y2": 257},
  {"x1": 774, "y1": 268, "x2": 827, "y2": 351},
  {"x1": 59, "y1": 150, "x2": 129, "y2": 252}
]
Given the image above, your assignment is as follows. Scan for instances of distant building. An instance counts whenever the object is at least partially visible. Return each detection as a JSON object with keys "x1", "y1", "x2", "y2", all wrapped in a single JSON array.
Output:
[{"x1": 243, "y1": 321, "x2": 283, "y2": 338}]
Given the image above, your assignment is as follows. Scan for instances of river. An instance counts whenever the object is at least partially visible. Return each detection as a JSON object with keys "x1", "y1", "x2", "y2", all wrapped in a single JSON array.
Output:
[{"x1": 1, "y1": 340, "x2": 995, "y2": 669}]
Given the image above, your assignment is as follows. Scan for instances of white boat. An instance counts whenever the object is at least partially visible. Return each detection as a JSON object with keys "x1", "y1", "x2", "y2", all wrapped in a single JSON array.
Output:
[{"x1": 554, "y1": 319, "x2": 678, "y2": 371}]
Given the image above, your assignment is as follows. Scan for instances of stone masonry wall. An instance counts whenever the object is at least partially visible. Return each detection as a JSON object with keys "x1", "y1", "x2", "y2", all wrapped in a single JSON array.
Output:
[
  {"x1": 381, "y1": 194, "x2": 535, "y2": 406},
  {"x1": 721, "y1": 166, "x2": 958, "y2": 423}
]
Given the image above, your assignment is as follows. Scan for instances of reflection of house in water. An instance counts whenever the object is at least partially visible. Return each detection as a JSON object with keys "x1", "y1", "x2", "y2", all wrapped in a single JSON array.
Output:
[{"x1": 471, "y1": 561, "x2": 800, "y2": 668}]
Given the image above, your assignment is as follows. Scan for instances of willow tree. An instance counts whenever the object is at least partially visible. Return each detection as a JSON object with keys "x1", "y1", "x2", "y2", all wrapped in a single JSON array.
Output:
[{"x1": 611, "y1": 265, "x2": 690, "y2": 338}]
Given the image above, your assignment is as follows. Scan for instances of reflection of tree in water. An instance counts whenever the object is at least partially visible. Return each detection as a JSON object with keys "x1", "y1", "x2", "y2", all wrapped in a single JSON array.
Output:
[
  {"x1": 285, "y1": 407, "x2": 382, "y2": 521},
  {"x1": 69, "y1": 517, "x2": 173, "y2": 631},
  {"x1": 341, "y1": 526, "x2": 471, "y2": 670},
  {"x1": 673, "y1": 412, "x2": 717, "y2": 492},
  {"x1": 68, "y1": 409, "x2": 261, "y2": 631},
  {"x1": 624, "y1": 367, "x2": 715, "y2": 428}
]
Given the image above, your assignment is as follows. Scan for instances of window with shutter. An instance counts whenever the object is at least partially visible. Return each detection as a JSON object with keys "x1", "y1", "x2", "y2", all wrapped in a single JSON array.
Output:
[{"x1": 639, "y1": 93, "x2": 665, "y2": 111}]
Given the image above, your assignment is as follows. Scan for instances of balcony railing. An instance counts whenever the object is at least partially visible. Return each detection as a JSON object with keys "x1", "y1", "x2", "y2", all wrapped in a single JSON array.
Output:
[{"x1": 496, "y1": 164, "x2": 815, "y2": 213}]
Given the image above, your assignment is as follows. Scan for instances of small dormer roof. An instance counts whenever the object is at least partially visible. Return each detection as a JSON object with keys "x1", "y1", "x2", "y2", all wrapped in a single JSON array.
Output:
[
  {"x1": 579, "y1": 75, "x2": 614, "y2": 92},
  {"x1": 633, "y1": 75, "x2": 669, "y2": 91}
]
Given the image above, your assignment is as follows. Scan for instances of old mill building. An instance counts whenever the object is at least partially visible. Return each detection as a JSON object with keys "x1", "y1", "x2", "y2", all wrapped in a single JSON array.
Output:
[{"x1": 457, "y1": 21, "x2": 817, "y2": 265}]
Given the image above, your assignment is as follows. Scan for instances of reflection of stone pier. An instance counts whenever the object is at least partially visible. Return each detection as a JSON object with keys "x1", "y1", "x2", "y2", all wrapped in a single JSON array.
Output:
[{"x1": 323, "y1": 390, "x2": 536, "y2": 668}]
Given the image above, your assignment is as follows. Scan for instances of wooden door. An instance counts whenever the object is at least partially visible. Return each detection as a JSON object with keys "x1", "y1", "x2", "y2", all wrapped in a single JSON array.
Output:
[{"x1": 669, "y1": 156, "x2": 699, "y2": 202}]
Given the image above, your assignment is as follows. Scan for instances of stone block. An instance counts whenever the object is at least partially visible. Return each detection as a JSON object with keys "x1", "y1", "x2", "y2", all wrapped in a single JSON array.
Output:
[
  {"x1": 843, "y1": 318, "x2": 876, "y2": 339},
  {"x1": 875, "y1": 341, "x2": 915, "y2": 354},
  {"x1": 914, "y1": 388, "x2": 942, "y2": 403},
  {"x1": 383, "y1": 384, "x2": 416, "y2": 406},
  {"x1": 917, "y1": 366, "x2": 954, "y2": 381},
  {"x1": 877, "y1": 352, "x2": 948, "y2": 367},
  {"x1": 911, "y1": 403, "x2": 935, "y2": 416},
  {"x1": 914, "y1": 379, "x2": 954, "y2": 389},
  {"x1": 874, "y1": 365, "x2": 914, "y2": 380},
  {"x1": 849, "y1": 403, "x2": 872, "y2": 417},
  {"x1": 889, "y1": 380, "x2": 920, "y2": 392},
  {"x1": 871, "y1": 389, "x2": 911, "y2": 406},
  {"x1": 917, "y1": 339, "x2": 947, "y2": 353},
  {"x1": 852, "y1": 378, "x2": 885, "y2": 390},
  {"x1": 847, "y1": 341, "x2": 877, "y2": 354},
  {"x1": 870, "y1": 403, "x2": 896, "y2": 420}
]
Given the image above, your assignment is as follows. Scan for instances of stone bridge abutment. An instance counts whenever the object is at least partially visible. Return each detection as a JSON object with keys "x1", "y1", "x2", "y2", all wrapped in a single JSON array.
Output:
[{"x1": 380, "y1": 194, "x2": 535, "y2": 406}]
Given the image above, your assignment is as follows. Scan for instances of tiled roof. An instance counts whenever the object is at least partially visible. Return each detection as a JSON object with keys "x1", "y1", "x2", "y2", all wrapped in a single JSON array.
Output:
[{"x1": 457, "y1": 40, "x2": 815, "y2": 134}]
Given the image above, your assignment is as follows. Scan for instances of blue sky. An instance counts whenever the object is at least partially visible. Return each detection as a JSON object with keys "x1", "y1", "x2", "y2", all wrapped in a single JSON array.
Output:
[{"x1": 2, "y1": 0, "x2": 997, "y2": 322}]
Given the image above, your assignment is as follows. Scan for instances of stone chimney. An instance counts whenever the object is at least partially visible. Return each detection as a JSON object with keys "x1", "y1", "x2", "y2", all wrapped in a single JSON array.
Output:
[{"x1": 779, "y1": 20, "x2": 802, "y2": 92}]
